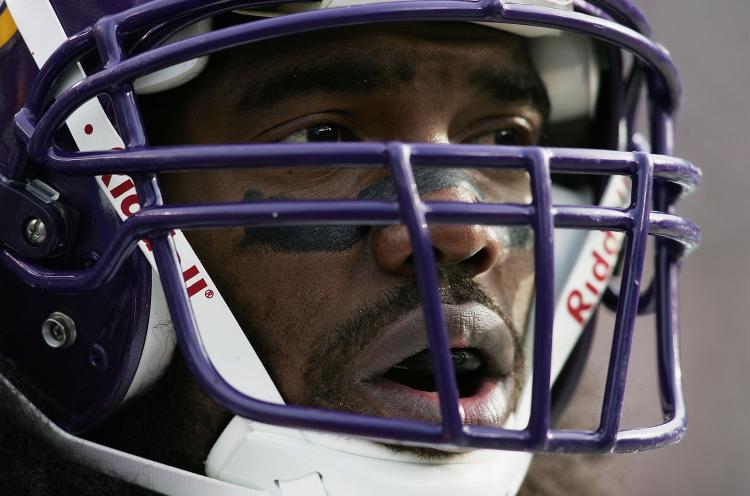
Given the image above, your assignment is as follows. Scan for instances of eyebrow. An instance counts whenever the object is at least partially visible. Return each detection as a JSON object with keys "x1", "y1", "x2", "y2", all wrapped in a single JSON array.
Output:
[
  {"x1": 233, "y1": 54, "x2": 550, "y2": 118},
  {"x1": 469, "y1": 67, "x2": 550, "y2": 120},
  {"x1": 235, "y1": 56, "x2": 415, "y2": 112}
]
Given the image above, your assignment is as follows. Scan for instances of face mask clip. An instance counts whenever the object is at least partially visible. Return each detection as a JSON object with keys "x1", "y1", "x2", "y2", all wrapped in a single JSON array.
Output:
[{"x1": 0, "y1": 175, "x2": 78, "y2": 260}]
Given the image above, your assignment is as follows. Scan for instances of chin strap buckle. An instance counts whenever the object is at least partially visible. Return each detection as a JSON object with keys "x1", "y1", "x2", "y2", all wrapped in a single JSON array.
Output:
[
  {"x1": 0, "y1": 175, "x2": 78, "y2": 260},
  {"x1": 277, "y1": 473, "x2": 328, "y2": 496}
]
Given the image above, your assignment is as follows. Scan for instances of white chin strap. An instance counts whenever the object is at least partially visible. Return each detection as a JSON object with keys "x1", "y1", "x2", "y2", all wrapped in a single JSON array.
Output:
[{"x1": 206, "y1": 420, "x2": 530, "y2": 496}]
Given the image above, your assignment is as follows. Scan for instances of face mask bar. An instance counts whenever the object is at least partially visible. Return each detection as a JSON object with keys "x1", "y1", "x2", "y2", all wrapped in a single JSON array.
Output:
[{"x1": 3, "y1": 0, "x2": 700, "y2": 453}]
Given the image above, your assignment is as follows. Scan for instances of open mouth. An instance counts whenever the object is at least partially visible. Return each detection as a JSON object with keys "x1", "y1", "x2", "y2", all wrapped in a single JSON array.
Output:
[
  {"x1": 381, "y1": 348, "x2": 487, "y2": 397},
  {"x1": 352, "y1": 303, "x2": 517, "y2": 425}
]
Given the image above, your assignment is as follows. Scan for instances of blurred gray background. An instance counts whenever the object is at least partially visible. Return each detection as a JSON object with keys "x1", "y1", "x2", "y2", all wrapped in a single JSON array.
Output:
[{"x1": 560, "y1": 1, "x2": 750, "y2": 494}]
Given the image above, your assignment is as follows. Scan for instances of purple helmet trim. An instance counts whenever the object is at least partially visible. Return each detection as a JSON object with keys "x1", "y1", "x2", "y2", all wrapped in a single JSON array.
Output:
[{"x1": 2, "y1": 0, "x2": 701, "y2": 452}]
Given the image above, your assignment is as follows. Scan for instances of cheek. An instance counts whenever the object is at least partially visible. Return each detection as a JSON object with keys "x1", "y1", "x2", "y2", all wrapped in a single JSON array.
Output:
[
  {"x1": 185, "y1": 228, "x2": 377, "y2": 402},
  {"x1": 510, "y1": 263, "x2": 535, "y2": 333},
  {"x1": 478, "y1": 245, "x2": 535, "y2": 334}
]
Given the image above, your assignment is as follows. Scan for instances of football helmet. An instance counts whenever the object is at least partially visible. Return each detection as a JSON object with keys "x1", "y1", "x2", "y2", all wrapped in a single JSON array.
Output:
[{"x1": 0, "y1": 0, "x2": 700, "y2": 495}]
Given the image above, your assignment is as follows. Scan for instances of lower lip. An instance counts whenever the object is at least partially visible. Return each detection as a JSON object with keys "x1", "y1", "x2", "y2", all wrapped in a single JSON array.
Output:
[{"x1": 362, "y1": 375, "x2": 511, "y2": 426}]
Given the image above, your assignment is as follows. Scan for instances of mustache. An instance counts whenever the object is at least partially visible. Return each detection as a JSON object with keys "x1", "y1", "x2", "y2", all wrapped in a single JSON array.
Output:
[{"x1": 302, "y1": 267, "x2": 526, "y2": 411}]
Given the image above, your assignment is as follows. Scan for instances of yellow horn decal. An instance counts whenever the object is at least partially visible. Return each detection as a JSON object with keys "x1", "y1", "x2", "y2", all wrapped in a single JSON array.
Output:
[{"x1": 0, "y1": 6, "x2": 18, "y2": 49}]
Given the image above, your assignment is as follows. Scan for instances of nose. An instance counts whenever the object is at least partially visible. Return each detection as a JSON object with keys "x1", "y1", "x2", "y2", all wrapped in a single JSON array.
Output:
[{"x1": 371, "y1": 186, "x2": 502, "y2": 277}]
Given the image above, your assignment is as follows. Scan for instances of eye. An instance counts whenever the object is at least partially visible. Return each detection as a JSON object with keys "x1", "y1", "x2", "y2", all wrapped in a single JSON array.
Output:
[
  {"x1": 281, "y1": 124, "x2": 353, "y2": 143},
  {"x1": 492, "y1": 128, "x2": 525, "y2": 146},
  {"x1": 466, "y1": 127, "x2": 531, "y2": 146}
]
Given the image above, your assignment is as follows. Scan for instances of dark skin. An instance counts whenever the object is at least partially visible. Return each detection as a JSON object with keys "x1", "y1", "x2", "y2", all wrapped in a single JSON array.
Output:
[{"x1": 100, "y1": 20, "x2": 547, "y2": 469}]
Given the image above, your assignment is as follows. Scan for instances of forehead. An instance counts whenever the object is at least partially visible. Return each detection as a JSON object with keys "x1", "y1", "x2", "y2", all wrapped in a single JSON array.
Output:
[
  {"x1": 204, "y1": 20, "x2": 534, "y2": 85},
  {"x1": 174, "y1": 20, "x2": 544, "y2": 124}
]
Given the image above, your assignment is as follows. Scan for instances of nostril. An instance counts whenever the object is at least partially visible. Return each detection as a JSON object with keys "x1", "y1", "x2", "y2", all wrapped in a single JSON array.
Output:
[
  {"x1": 428, "y1": 223, "x2": 502, "y2": 276},
  {"x1": 372, "y1": 221, "x2": 502, "y2": 277},
  {"x1": 434, "y1": 245, "x2": 494, "y2": 276},
  {"x1": 463, "y1": 246, "x2": 494, "y2": 275}
]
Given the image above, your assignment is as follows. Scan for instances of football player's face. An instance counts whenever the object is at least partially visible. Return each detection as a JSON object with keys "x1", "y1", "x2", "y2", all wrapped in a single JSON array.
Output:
[{"x1": 154, "y1": 22, "x2": 545, "y2": 428}]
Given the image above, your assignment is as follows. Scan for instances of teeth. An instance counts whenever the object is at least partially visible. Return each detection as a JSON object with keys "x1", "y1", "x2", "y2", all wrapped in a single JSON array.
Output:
[{"x1": 451, "y1": 349, "x2": 483, "y2": 372}]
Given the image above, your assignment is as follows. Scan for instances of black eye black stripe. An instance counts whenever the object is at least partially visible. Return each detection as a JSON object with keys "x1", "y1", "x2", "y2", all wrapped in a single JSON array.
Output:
[{"x1": 239, "y1": 168, "x2": 529, "y2": 253}]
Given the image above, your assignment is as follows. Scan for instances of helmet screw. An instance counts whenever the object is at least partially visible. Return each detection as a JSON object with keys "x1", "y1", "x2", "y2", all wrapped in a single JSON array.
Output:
[
  {"x1": 41, "y1": 312, "x2": 77, "y2": 348},
  {"x1": 24, "y1": 218, "x2": 48, "y2": 246}
]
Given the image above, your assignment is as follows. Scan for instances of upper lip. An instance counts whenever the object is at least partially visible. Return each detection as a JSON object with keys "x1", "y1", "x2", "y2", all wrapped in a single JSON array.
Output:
[{"x1": 354, "y1": 302, "x2": 516, "y2": 384}]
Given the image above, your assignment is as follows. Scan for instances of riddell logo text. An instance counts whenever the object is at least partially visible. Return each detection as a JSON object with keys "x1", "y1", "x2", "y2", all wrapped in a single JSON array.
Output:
[
  {"x1": 566, "y1": 183, "x2": 629, "y2": 325},
  {"x1": 565, "y1": 230, "x2": 622, "y2": 324},
  {"x1": 100, "y1": 174, "x2": 209, "y2": 299}
]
